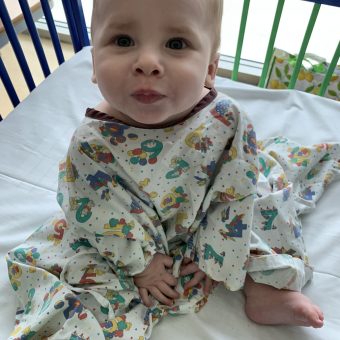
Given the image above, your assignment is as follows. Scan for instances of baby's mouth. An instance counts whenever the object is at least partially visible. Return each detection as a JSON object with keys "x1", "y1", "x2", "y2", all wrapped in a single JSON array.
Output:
[{"x1": 131, "y1": 90, "x2": 165, "y2": 104}]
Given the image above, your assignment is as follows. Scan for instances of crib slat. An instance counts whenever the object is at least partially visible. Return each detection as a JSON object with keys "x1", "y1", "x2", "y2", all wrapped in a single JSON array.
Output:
[
  {"x1": 40, "y1": 0, "x2": 65, "y2": 65},
  {"x1": 0, "y1": 56, "x2": 20, "y2": 111},
  {"x1": 288, "y1": 3, "x2": 321, "y2": 89},
  {"x1": 0, "y1": 0, "x2": 35, "y2": 91},
  {"x1": 258, "y1": 0, "x2": 285, "y2": 88},
  {"x1": 232, "y1": 0, "x2": 250, "y2": 81},
  {"x1": 70, "y1": 0, "x2": 90, "y2": 48},
  {"x1": 318, "y1": 41, "x2": 340, "y2": 97},
  {"x1": 62, "y1": 0, "x2": 82, "y2": 53},
  {"x1": 18, "y1": 0, "x2": 51, "y2": 78}
]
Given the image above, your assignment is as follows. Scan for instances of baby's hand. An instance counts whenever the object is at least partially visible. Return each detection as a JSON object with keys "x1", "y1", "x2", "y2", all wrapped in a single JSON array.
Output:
[
  {"x1": 180, "y1": 257, "x2": 218, "y2": 296},
  {"x1": 134, "y1": 253, "x2": 179, "y2": 307}
]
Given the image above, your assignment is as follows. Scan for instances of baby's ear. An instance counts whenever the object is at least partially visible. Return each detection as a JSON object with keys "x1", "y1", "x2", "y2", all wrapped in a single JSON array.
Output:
[
  {"x1": 205, "y1": 53, "x2": 220, "y2": 88},
  {"x1": 91, "y1": 48, "x2": 97, "y2": 84}
]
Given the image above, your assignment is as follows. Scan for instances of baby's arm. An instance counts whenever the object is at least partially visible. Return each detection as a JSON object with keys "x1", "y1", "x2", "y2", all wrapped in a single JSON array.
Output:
[{"x1": 134, "y1": 253, "x2": 179, "y2": 307}]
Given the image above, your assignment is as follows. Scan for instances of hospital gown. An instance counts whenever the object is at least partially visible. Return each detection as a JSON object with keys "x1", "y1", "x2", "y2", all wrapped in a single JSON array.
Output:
[{"x1": 6, "y1": 89, "x2": 340, "y2": 339}]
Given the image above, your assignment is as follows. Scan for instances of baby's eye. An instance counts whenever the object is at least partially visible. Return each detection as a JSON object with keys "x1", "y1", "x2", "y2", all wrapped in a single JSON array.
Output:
[
  {"x1": 114, "y1": 35, "x2": 134, "y2": 47},
  {"x1": 166, "y1": 38, "x2": 188, "y2": 50}
]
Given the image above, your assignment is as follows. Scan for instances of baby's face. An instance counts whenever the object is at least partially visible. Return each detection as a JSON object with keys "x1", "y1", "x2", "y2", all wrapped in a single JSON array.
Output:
[{"x1": 91, "y1": 0, "x2": 219, "y2": 128}]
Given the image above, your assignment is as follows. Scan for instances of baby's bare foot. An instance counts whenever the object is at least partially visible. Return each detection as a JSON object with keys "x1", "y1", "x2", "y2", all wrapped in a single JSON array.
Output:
[{"x1": 244, "y1": 276, "x2": 324, "y2": 328}]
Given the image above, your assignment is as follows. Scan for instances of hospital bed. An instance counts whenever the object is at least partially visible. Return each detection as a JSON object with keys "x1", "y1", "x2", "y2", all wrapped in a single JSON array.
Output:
[{"x1": 0, "y1": 1, "x2": 339, "y2": 339}]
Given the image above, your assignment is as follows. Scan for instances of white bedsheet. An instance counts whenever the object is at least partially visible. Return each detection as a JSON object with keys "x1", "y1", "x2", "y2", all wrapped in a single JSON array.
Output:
[{"x1": 1, "y1": 47, "x2": 339, "y2": 339}]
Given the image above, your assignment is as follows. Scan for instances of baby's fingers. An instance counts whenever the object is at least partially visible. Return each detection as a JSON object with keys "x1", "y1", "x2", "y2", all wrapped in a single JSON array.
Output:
[
  {"x1": 183, "y1": 271, "x2": 205, "y2": 290},
  {"x1": 180, "y1": 262, "x2": 198, "y2": 276},
  {"x1": 149, "y1": 286, "x2": 174, "y2": 307},
  {"x1": 163, "y1": 272, "x2": 178, "y2": 287},
  {"x1": 158, "y1": 281, "x2": 180, "y2": 300},
  {"x1": 139, "y1": 287, "x2": 153, "y2": 307}
]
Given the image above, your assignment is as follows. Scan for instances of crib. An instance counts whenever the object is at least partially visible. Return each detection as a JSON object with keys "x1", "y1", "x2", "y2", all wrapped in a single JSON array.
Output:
[{"x1": 0, "y1": 1, "x2": 339, "y2": 339}]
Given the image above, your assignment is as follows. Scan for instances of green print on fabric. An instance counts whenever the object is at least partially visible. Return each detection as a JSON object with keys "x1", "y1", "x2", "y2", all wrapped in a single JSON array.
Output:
[
  {"x1": 260, "y1": 208, "x2": 278, "y2": 231},
  {"x1": 129, "y1": 139, "x2": 163, "y2": 165},
  {"x1": 220, "y1": 210, "x2": 248, "y2": 239},
  {"x1": 101, "y1": 315, "x2": 132, "y2": 338},
  {"x1": 40, "y1": 281, "x2": 64, "y2": 314},
  {"x1": 166, "y1": 157, "x2": 190, "y2": 179},
  {"x1": 259, "y1": 157, "x2": 274, "y2": 177},
  {"x1": 7, "y1": 260, "x2": 22, "y2": 291},
  {"x1": 24, "y1": 288, "x2": 35, "y2": 314},
  {"x1": 70, "y1": 197, "x2": 94, "y2": 223},
  {"x1": 203, "y1": 243, "x2": 225, "y2": 268},
  {"x1": 288, "y1": 146, "x2": 311, "y2": 167},
  {"x1": 14, "y1": 247, "x2": 40, "y2": 266},
  {"x1": 160, "y1": 186, "x2": 189, "y2": 214},
  {"x1": 70, "y1": 238, "x2": 93, "y2": 252}
]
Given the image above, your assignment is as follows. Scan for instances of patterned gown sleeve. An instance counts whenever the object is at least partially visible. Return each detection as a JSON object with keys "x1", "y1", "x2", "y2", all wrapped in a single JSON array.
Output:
[
  {"x1": 57, "y1": 125, "x2": 165, "y2": 281},
  {"x1": 187, "y1": 100, "x2": 259, "y2": 291}
]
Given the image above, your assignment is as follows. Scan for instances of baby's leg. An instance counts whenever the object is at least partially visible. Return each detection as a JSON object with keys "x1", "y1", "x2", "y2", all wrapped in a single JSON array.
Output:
[{"x1": 243, "y1": 275, "x2": 324, "y2": 328}]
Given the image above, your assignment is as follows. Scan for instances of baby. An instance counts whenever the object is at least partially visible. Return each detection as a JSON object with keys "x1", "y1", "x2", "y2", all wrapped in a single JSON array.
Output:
[
  {"x1": 90, "y1": 0, "x2": 324, "y2": 327},
  {"x1": 10, "y1": 0, "x2": 340, "y2": 339}
]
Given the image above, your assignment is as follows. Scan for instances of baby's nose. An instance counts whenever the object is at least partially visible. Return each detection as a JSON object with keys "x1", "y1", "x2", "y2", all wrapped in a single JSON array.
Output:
[{"x1": 133, "y1": 51, "x2": 164, "y2": 76}]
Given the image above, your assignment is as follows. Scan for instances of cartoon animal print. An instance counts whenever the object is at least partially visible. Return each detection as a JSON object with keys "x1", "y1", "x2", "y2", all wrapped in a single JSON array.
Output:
[
  {"x1": 288, "y1": 146, "x2": 311, "y2": 167},
  {"x1": 166, "y1": 157, "x2": 190, "y2": 179},
  {"x1": 101, "y1": 315, "x2": 132, "y2": 338},
  {"x1": 243, "y1": 124, "x2": 257, "y2": 155},
  {"x1": 129, "y1": 139, "x2": 163, "y2": 165},
  {"x1": 160, "y1": 186, "x2": 188, "y2": 214},
  {"x1": 185, "y1": 124, "x2": 212, "y2": 153},
  {"x1": 47, "y1": 219, "x2": 68, "y2": 246},
  {"x1": 210, "y1": 99, "x2": 236, "y2": 127},
  {"x1": 79, "y1": 142, "x2": 115, "y2": 164},
  {"x1": 260, "y1": 208, "x2": 278, "y2": 231},
  {"x1": 203, "y1": 244, "x2": 225, "y2": 268}
]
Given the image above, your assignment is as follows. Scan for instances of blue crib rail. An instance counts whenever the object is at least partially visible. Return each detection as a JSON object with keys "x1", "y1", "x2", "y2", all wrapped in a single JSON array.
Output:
[{"x1": 0, "y1": 0, "x2": 90, "y2": 121}]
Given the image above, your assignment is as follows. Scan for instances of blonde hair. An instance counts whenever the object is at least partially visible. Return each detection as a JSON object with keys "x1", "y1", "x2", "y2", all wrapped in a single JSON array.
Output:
[{"x1": 91, "y1": 0, "x2": 224, "y2": 54}]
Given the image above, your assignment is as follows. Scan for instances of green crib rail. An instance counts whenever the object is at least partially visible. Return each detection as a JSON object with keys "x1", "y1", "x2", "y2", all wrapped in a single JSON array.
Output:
[{"x1": 231, "y1": 0, "x2": 340, "y2": 97}]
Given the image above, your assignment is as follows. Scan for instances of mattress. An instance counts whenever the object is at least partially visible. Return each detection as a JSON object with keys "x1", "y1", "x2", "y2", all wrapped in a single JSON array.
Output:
[{"x1": 0, "y1": 46, "x2": 339, "y2": 339}]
